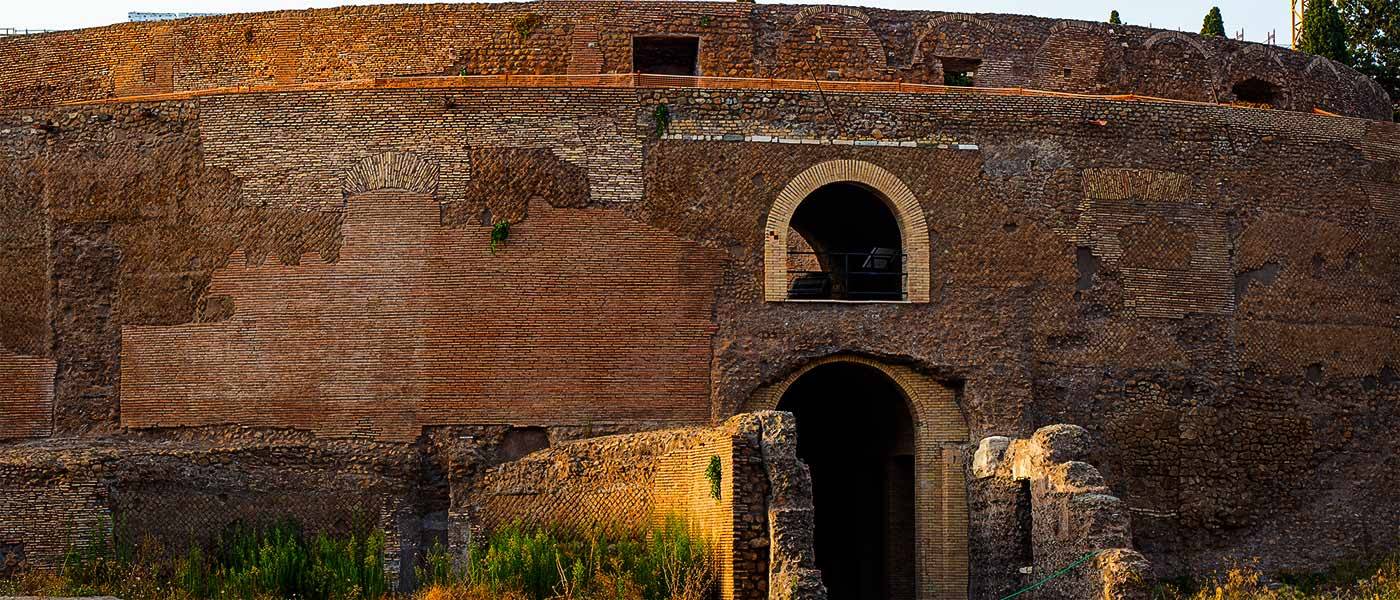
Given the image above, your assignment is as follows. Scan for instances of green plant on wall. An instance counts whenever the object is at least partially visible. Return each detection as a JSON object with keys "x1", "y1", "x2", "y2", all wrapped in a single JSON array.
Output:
[
  {"x1": 705, "y1": 456, "x2": 722, "y2": 500},
  {"x1": 512, "y1": 13, "x2": 543, "y2": 41},
  {"x1": 654, "y1": 104, "x2": 671, "y2": 137},
  {"x1": 490, "y1": 220, "x2": 511, "y2": 254}
]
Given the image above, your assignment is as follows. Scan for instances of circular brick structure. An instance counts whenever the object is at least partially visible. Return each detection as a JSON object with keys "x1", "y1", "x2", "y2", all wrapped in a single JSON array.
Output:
[{"x1": 0, "y1": 3, "x2": 1397, "y2": 600}]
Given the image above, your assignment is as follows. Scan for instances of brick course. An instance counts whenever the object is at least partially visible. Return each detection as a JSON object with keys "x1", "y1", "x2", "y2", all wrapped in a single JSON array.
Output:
[
  {"x1": 0, "y1": 2, "x2": 1389, "y2": 118},
  {"x1": 0, "y1": 5, "x2": 1398, "y2": 598}
]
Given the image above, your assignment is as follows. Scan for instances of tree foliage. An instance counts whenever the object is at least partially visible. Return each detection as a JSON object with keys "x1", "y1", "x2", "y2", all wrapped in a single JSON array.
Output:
[
  {"x1": 1298, "y1": 0, "x2": 1351, "y2": 63},
  {"x1": 1109, "y1": 10, "x2": 1122, "y2": 25},
  {"x1": 1201, "y1": 7, "x2": 1226, "y2": 37},
  {"x1": 1339, "y1": 0, "x2": 1400, "y2": 110}
]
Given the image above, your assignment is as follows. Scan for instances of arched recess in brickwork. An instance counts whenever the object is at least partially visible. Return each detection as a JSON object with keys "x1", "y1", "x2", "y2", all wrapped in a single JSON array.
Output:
[
  {"x1": 772, "y1": 6, "x2": 888, "y2": 75},
  {"x1": 765, "y1": 160, "x2": 930, "y2": 302},
  {"x1": 1032, "y1": 21, "x2": 1119, "y2": 92},
  {"x1": 341, "y1": 151, "x2": 440, "y2": 199},
  {"x1": 910, "y1": 14, "x2": 1001, "y2": 66},
  {"x1": 742, "y1": 355, "x2": 970, "y2": 600},
  {"x1": 1139, "y1": 32, "x2": 1220, "y2": 100}
]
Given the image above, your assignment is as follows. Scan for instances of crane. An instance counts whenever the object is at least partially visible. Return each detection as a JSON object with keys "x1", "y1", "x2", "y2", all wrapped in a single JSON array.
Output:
[{"x1": 1292, "y1": 0, "x2": 1308, "y2": 48}]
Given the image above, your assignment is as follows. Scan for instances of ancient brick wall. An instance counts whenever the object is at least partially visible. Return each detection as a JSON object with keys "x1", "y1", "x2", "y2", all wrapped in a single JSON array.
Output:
[
  {"x1": 0, "y1": 431, "x2": 424, "y2": 586},
  {"x1": 120, "y1": 193, "x2": 721, "y2": 440},
  {"x1": 466, "y1": 414, "x2": 777, "y2": 600},
  {"x1": 0, "y1": 2, "x2": 1389, "y2": 119},
  {"x1": 634, "y1": 87, "x2": 1400, "y2": 578},
  {"x1": 0, "y1": 66, "x2": 1397, "y2": 597}
]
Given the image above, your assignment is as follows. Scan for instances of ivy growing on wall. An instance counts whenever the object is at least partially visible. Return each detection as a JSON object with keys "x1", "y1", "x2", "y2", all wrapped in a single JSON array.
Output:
[{"x1": 706, "y1": 456, "x2": 722, "y2": 500}]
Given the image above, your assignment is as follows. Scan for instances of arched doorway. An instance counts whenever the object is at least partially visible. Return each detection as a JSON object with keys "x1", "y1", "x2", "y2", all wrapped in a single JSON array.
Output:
[
  {"x1": 778, "y1": 362, "x2": 917, "y2": 599},
  {"x1": 744, "y1": 355, "x2": 970, "y2": 600},
  {"x1": 787, "y1": 183, "x2": 904, "y2": 301}
]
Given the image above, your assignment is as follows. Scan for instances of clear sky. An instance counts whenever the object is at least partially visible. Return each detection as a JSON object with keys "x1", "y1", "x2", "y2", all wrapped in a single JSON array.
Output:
[{"x1": 3, "y1": 0, "x2": 1293, "y2": 45}]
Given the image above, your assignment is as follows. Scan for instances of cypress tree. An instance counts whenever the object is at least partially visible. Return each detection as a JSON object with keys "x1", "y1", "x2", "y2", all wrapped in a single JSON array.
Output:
[
  {"x1": 1201, "y1": 7, "x2": 1226, "y2": 37},
  {"x1": 1109, "y1": 10, "x2": 1122, "y2": 25},
  {"x1": 1298, "y1": 0, "x2": 1351, "y2": 63}
]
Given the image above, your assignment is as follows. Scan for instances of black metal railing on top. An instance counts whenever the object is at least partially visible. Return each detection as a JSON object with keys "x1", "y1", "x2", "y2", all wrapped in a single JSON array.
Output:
[{"x1": 787, "y1": 249, "x2": 906, "y2": 301}]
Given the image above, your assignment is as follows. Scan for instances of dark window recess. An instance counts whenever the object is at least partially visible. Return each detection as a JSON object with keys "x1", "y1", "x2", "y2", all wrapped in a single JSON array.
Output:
[
  {"x1": 940, "y1": 57, "x2": 981, "y2": 87},
  {"x1": 1015, "y1": 479, "x2": 1034, "y2": 568},
  {"x1": 633, "y1": 36, "x2": 700, "y2": 76},
  {"x1": 787, "y1": 182, "x2": 905, "y2": 301},
  {"x1": 499, "y1": 426, "x2": 550, "y2": 461},
  {"x1": 1232, "y1": 78, "x2": 1280, "y2": 107}
]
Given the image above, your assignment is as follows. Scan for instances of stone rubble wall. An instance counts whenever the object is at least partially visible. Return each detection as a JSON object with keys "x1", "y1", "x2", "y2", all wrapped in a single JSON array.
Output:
[
  {"x1": 973, "y1": 425, "x2": 1152, "y2": 600},
  {"x1": 0, "y1": 1, "x2": 1388, "y2": 119}
]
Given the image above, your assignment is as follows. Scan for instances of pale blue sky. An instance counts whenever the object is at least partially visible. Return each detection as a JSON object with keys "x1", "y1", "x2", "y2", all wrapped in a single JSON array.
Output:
[{"x1": 3, "y1": 0, "x2": 1293, "y2": 45}]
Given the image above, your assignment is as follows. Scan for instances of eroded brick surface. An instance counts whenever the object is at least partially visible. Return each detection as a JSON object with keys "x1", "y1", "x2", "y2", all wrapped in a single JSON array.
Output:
[{"x1": 0, "y1": 5, "x2": 1397, "y2": 600}]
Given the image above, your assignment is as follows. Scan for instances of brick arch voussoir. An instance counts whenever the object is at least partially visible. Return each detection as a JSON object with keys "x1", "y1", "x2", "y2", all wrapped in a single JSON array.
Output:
[
  {"x1": 911, "y1": 14, "x2": 1002, "y2": 66},
  {"x1": 341, "y1": 151, "x2": 441, "y2": 200},
  {"x1": 742, "y1": 354, "x2": 969, "y2": 444},
  {"x1": 764, "y1": 160, "x2": 931, "y2": 302}
]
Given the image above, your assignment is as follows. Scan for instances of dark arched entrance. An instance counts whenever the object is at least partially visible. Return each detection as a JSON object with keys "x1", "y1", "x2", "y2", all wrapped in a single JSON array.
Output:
[{"x1": 778, "y1": 362, "x2": 917, "y2": 600}]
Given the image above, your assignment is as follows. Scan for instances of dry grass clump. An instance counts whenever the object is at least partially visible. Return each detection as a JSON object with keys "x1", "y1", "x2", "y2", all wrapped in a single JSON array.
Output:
[{"x1": 1154, "y1": 555, "x2": 1400, "y2": 600}]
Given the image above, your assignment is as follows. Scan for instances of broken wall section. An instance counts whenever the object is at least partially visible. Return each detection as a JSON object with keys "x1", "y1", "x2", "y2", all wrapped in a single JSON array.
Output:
[
  {"x1": 463, "y1": 412, "x2": 819, "y2": 600},
  {"x1": 973, "y1": 425, "x2": 1152, "y2": 600}
]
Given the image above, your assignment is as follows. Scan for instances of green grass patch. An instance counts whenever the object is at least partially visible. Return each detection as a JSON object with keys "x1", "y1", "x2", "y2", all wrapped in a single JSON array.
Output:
[
  {"x1": 415, "y1": 516, "x2": 713, "y2": 600},
  {"x1": 1, "y1": 517, "x2": 386, "y2": 600}
]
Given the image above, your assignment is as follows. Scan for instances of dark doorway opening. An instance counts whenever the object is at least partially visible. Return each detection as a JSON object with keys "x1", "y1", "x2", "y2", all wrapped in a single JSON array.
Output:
[
  {"x1": 778, "y1": 362, "x2": 916, "y2": 600},
  {"x1": 1232, "y1": 78, "x2": 1280, "y2": 107},
  {"x1": 787, "y1": 182, "x2": 904, "y2": 301},
  {"x1": 632, "y1": 36, "x2": 700, "y2": 76}
]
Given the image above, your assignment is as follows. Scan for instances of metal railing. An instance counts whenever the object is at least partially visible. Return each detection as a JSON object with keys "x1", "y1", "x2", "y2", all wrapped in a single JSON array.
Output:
[
  {"x1": 787, "y1": 250, "x2": 906, "y2": 301},
  {"x1": 0, "y1": 28, "x2": 54, "y2": 37}
]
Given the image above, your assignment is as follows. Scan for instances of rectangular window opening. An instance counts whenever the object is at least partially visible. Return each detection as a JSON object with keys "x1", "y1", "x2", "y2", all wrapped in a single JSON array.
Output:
[
  {"x1": 940, "y1": 56, "x2": 981, "y2": 87},
  {"x1": 633, "y1": 36, "x2": 700, "y2": 76}
]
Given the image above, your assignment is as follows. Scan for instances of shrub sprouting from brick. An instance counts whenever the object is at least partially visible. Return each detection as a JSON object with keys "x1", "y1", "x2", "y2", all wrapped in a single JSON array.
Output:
[
  {"x1": 653, "y1": 104, "x2": 671, "y2": 137},
  {"x1": 706, "y1": 456, "x2": 722, "y2": 500},
  {"x1": 512, "y1": 13, "x2": 543, "y2": 41},
  {"x1": 490, "y1": 220, "x2": 511, "y2": 254}
]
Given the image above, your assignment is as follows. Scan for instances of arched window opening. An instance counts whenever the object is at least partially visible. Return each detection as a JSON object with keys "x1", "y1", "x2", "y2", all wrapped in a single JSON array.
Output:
[
  {"x1": 778, "y1": 362, "x2": 917, "y2": 600},
  {"x1": 786, "y1": 183, "x2": 904, "y2": 301},
  {"x1": 1232, "y1": 78, "x2": 1280, "y2": 108}
]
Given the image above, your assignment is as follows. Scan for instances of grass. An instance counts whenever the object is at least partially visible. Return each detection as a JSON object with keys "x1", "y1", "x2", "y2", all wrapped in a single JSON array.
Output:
[
  {"x1": 0, "y1": 516, "x2": 711, "y2": 600},
  {"x1": 414, "y1": 517, "x2": 713, "y2": 600},
  {"x1": 0, "y1": 517, "x2": 386, "y2": 600},
  {"x1": 1153, "y1": 554, "x2": 1400, "y2": 600}
]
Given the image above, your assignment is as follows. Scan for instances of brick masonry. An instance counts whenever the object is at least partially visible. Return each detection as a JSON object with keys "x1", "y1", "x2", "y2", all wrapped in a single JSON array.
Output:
[
  {"x1": 466, "y1": 413, "x2": 780, "y2": 600},
  {"x1": 0, "y1": 2, "x2": 1389, "y2": 119},
  {"x1": 0, "y1": 3, "x2": 1398, "y2": 600}
]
